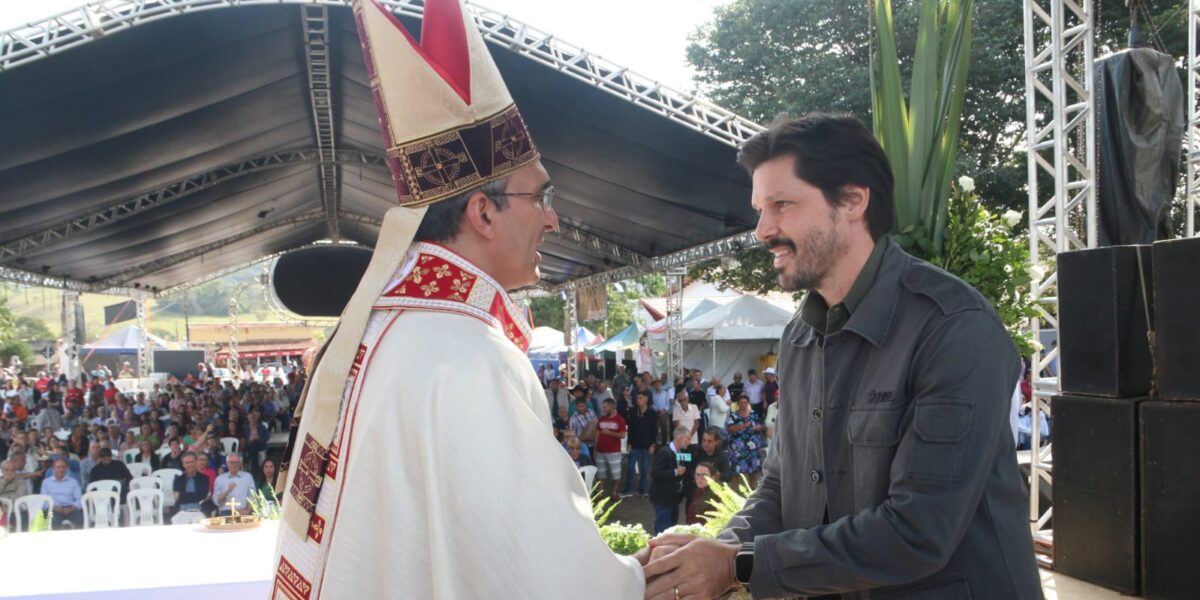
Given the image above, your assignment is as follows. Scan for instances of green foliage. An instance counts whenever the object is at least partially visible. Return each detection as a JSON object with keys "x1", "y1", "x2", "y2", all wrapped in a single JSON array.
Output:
[
  {"x1": 871, "y1": 0, "x2": 973, "y2": 255},
  {"x1": 598, "y1": 522, "x2": 651, "y2": 556},
  {"x1": 689, "y1": 247, "x2": 783, "y2": 297},
  {"x1": 0, "y1": 340, "x2": 33, "y2": 370},
  {"x1": 591, "y1": 484, "x2": 620, "y2": 526},
  {"x1": 249, "y1": 485, "x2": 281, "y2": 521},
  {"x1": 700, "y1": 475, "x2": 755, "y2": 538},
  {"x1": 904, "y1": 182, "x2": 1041, "y2": 355},
  {"x1": 13, "y1": 316, "x2": 52, "y2": 341},
  {"x1": 528, "y1": 296, "x2": 564, "y2": 331},
  {"x1": 687, "y1": 0, "x2": 1031, "y2": 215},
  {"x1": 0, "y1": 297, "x2": 16, "y2": 340},
  {"x1": 590, "y1": 483, "x2": 651, "y2": 555},
  {"x1": 30, "y1": 508, "x2": 49, "y2": 532}
]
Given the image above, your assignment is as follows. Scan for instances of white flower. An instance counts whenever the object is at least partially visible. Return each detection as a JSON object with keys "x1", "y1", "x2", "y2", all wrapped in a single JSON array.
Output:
[
  {"x1": 1028, "y1": 264, "x2": 1046, "y2": 282},
  {"x1": 957, "y1": 175, "x2": 975, "y2": 193},
  {"x1": 1004, "y1": 264, "x2": 1014, "y2": 274},
  {"x1": 1031, "y1": 340, "x2": 1045, "y2": 352},
  {"x1": 1003, "y1": 209, "x2": 1023, "y2": 227}
]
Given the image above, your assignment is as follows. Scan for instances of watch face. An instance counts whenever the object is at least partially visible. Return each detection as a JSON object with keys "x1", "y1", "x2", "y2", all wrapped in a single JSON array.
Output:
[{"x1": 735, "y1": 551, "x2": 754, "y2": 583}]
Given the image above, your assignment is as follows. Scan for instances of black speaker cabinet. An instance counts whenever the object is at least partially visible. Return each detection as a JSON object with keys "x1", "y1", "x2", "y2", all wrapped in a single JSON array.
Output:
[
  {"x1": 1052, "y1": 394, "x2": 1144, "y2": 595},
  {"x1": 1152, "y1": 238, "x2": 1200, "y2": 400},
  {"x1": 1057, "y1": 246, "x2": 1154, "y2": 397},
  {"x1": 1140, "y1": 401, "x2": 1200, "y2": 599}
]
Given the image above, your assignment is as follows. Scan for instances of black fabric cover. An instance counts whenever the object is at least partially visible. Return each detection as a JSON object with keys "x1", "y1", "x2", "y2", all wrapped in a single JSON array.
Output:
[
  {"x1": 1094, "y1": 48, "x2": 1184, "y2": 246},
  {"x1": 272, "y1": 245, "x2": 373, "y2": 317}
]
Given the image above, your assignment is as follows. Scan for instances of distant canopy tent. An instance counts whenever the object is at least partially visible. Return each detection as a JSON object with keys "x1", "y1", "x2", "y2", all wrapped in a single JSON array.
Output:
[
  {"x1": 83, "y1": 325, "x2": 169, "y2": 355},
  {"x1": 80, "y1": 325, "x2": 170, "y2": 375},
  {"x1": 678, "y1": 296, "x2": 793, "y2": 382},
  {"x1": 587, "y1": 322, "x2": 643, "y2": 356}
]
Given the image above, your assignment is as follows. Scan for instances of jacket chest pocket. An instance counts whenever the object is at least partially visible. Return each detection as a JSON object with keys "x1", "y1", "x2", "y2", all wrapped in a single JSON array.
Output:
[
  {"x1": 846, "y1": 402, "x2": 907, "y2": 507},
  {"x1": 847, "y1": 402, "x2": 907, "y2": 447}
]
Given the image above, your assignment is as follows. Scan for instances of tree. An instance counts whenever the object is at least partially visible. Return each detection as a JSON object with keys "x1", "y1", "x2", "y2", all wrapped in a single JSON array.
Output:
[
  {"x1": 14, "y1": 316, "x2": 54, "y2": 341},
  {"x1": 688, "y1": 0, "x2": 1033, "y2": 215},
  {"x1": 0, "y1": 298, "x2": 33, "y2": 368}
]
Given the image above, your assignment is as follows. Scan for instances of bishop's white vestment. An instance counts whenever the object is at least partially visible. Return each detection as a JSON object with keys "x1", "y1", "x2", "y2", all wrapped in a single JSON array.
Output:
[{"x1": 272, "y1": 242, "x2": 644, "y2": 598}]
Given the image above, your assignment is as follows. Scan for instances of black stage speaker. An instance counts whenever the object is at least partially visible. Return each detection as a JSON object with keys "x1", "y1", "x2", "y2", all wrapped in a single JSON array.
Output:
[
  {"x1": 1057, "y1": 246, "x2": 1154, "y2": 397},
  {"x1": 272, "y1": 245, "x2": 373, "y2": 317},
  {"x1": 1052, "y1": 394, "x2": 1143, "y2": 595},
  {"x1": 1140, "y1": 401, "x2": 1200, "y2": 599},
  {"x1": 1152, "y1": 238, "x2": 1200, "y2": 400}
]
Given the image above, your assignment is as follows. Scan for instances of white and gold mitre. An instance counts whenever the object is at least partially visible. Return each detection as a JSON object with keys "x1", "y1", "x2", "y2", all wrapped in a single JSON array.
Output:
[{"x1": 353, "y1": 0, "x2": 540, "y2": 207}]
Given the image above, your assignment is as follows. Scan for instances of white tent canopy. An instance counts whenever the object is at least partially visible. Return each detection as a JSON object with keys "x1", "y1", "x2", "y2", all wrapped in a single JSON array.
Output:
[{"x1": 681, "y1": 295, "x2": 793, "y2": 341}]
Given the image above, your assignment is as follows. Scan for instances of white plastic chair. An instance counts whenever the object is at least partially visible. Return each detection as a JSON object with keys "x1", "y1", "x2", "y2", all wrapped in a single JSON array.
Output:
[
  {"x1": 152, "y1": 469, "x2": 182, "y2": 508},
  {"x1": 86, "y1": 480, "x2": 121, "y2": 496},
  {"x1": 13, "y1": 494, "x2": 53, "y2": 532},
  {"x1": 579, "y1": 465, "x2": 598, "y2": 492},
  {"x1": 127, "y1": 427, "x2": 141, "y2": 437},
  {"x1": 130, "y1": 476, "x2": 161, "y2": 492},
  {"x1": 154, "y1": 448, "x2": 171, "y2": 459},
  {"x1": 219, "y1": 437, "x2": 240, "y2": 455},
  {"x1": 126, "y1": 462, "x2": 152, "y2": 478},
  {"x1": 0, "y1": 497, "x2": 11, "y2": 531},
  {"x1": 128, "y1": 489, "x2": 163, "y2": 526},
  {"x1": 82, "y1": 491, "x2": 120, "y2": 528},
  {"x1": 122, "y1": 448, "x2": 140, "y2": 464}
]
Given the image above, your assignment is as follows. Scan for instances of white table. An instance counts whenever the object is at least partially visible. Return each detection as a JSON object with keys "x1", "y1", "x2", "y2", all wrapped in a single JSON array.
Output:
[{"x1": 0, "y1": 520, "x2": 277, "y2": 599}]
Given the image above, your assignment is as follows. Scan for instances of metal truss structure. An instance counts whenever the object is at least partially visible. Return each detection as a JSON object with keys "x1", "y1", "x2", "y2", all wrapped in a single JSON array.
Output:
[
  {"x1": 60, "y1": 291, "x2": 80, "y2": 381},
  {"x1": 227, "y1": 273, "x2": 266, "y2": 367},
  {"x1": 301, "y1": 5, "x2": 341, "y2": 241},
  {"x1": 664, "y1": 268, "x2": 685, "y2": 381},
  {"x1": 563, "y1": 289, "x2": 578, "y2": 386},
  {"x1": 135, "y1": 297, "x2": 151, "y2": 377},
  {"x1": 1188, "y1": 0, "x2": 1200, "y2": 237},
  {"x1": 1022, "y1": 0, "x2": 1097, "y2": 546},
  {"x1": 0, "y1": 149, "x2": 381, "y2": 266},
  {"x1": 542, "y1": 231, "x2": 760, "y2": 294},
  {"x1": 0, "y1": 0, "x2": 763, "y2": 148}
]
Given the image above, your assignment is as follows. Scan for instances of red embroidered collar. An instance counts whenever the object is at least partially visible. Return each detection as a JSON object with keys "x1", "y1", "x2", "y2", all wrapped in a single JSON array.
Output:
[{"x1": 373, "y1": 242, "x2": 532, "y2": 352}]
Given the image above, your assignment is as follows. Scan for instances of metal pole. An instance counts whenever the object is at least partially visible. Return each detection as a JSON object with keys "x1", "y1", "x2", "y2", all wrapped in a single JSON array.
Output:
[
  {"x1": 60, "y1": 291, "x2": 80, "y2": 382},
  {"x1": 563, "y1": 290, "x2": 578, "y2": 387},
  {"x1": 136, "y1": 297, "x2": 151, "y2": 377},
  {"x1": 665, "y1": 268, "x2": 685, "y2": 383}
]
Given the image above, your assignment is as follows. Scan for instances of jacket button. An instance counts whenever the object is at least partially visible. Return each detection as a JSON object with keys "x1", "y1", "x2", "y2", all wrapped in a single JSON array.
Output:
[
  {"x1": 811, "y1": 408, "x2": 823, "y2": 422},
  {"x1": 810, "y1": 470, "x2": 822, "y2": 484}
]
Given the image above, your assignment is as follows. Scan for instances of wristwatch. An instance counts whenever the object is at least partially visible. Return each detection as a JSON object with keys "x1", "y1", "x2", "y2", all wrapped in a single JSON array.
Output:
[{"x1": 734, "y1": 542, "x2": 755, "y2": 588}]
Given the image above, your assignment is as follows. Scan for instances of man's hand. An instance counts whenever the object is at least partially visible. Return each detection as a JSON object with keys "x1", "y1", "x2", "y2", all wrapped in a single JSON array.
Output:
[{"x1": 643, "y1": 536, "x2": 738, "y2": 600}]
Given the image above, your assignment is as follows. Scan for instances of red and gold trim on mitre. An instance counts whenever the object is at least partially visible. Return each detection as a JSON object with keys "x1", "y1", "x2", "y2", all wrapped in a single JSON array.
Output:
[
  {"x1": 353, "y1": 0, "x2": 539, "y2": 207},
  {"x1": 374, "y1": 242, "x2": 532, "y2": 352}
]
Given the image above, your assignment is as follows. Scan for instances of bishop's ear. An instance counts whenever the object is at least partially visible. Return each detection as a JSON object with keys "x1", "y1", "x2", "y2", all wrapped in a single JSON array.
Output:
[{"x1": 462, "y1": 191, "x2": 499, "y2": 240}]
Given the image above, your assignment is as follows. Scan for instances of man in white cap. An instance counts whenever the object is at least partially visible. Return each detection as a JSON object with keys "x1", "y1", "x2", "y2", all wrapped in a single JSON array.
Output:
[{"x1": 270, "y1": 1, "x2": 644, "y2": 598}]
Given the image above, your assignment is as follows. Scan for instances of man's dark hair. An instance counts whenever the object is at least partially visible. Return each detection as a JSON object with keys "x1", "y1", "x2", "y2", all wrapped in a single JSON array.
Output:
[
  {"x1": 737, "y1": 113, "x2": 896, "y2": 241},
  {"x1": 602, "y1": 398, "x2": 615, "y2": 406},
  {"x1": 636, "y1": 390, "x2": 651, "y2": 400},
  {"x1": 413, "y1": 177, "x2": 510, "y2": 243}
]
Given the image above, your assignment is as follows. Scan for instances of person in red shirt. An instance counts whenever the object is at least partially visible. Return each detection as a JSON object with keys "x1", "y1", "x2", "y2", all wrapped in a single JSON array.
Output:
[
  {"x1": 64, "y1": 384, "x2": 84, "y2": 415},
  {"x1": 593, "y1": 398, "x2": 627, "y2": 501}
]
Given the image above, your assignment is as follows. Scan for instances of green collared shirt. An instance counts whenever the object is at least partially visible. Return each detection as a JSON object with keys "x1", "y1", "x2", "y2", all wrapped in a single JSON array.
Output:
[{"x1": 800, "y1": 239, "x2": 887, "y2": 336}]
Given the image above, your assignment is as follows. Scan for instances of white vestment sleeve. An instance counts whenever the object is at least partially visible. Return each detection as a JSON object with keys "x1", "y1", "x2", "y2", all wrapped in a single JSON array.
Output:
[{"x1": 321, "y1": 313, "x2": 644, "y2": 599}]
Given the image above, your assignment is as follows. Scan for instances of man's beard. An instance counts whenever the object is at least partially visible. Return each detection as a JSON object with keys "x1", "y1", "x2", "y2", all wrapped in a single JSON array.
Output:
[{"x1": 766, "y1": 214, "x2": 845, "y2": 292}]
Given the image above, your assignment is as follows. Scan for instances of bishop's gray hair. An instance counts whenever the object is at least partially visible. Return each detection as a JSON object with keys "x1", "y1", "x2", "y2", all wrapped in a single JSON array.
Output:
[{"x1": 413, "y1": 177, "x2": 510, "y2": 243}]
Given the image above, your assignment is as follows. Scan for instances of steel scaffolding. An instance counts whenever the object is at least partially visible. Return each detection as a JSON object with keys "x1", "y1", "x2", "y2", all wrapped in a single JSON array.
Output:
[
  {"x1": 563, "y1": 289, "x2": 578, "y2": 386},
  {"x1": 664, "y1": 268, "x2": 685, "y2": 382},
  {"x1": 1022, "y1": 0, "x2": 1097, "y2": 545}
]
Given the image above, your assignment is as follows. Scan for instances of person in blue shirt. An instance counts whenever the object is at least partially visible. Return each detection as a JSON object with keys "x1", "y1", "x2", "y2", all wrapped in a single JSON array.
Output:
[{"x1": 40, "y1": 458, "x2": 82, "y2": 529}]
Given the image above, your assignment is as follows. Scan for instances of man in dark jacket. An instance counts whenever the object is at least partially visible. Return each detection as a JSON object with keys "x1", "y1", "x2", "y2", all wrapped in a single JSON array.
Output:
[
  {"x1": 621, "y1": 391, "x2": 659, "y2": 498},
  {"x1": 649, "y1": 426, "x2": 693, "y2": 535},
  {"x1": 643, "y1": 114, "x2": 1042, "y2": 600}
]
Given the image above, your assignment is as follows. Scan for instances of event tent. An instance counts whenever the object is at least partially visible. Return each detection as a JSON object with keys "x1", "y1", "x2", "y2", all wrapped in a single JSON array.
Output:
[
  {"x1": 677, "y1": 296, "x2": 794, "y2": 382},
  {"x1": 587, "y1": 323, "x2": 643, "y2": 356},
  {"x1": 82, "y1": 325, "x2": 169, "y2": 354}
]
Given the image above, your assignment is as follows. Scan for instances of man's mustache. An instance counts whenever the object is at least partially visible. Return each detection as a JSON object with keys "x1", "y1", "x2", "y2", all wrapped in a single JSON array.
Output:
[{"x1": 764, "y1": 238, "x2": 796, "y2": 253}]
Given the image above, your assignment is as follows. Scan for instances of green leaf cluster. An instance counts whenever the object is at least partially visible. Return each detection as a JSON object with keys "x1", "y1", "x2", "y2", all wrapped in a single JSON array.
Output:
[
  {"x1": 249, "y1": 484, "x2": 281, "y2": 521},
  {"x1": 591, "y1": 484, "x2": 650, "y2": 555},
  {"x1": 901, "y1": 186, "x2": 1041, "y2": 355},
  {"x1": 871, "y1": 0, "x2": 973, "y2": 256},
  {"x1": 30, "y1": 508, "x2": 49, "y2": 532},
  {"x1": 0, "y1": 297, "x2": 33, "y2": 369},
  {"x1": 699, "y1": 475, "x2": 755, "y2": 539}
]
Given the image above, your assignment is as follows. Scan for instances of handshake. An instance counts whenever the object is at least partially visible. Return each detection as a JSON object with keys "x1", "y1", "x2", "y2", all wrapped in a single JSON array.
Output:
[{"x1": 632, "y1": 533, "x2": 742, "y2": 600}]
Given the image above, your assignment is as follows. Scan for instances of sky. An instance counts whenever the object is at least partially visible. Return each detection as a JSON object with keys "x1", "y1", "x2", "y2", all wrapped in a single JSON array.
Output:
[{"x1": 0, "y1": 0, "x2": 732, "y2": 91}]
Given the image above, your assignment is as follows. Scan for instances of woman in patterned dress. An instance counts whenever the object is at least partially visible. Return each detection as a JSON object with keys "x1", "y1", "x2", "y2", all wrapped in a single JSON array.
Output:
[{"x1": 726, "y1": 394, "x2": 766, "y2": 488}]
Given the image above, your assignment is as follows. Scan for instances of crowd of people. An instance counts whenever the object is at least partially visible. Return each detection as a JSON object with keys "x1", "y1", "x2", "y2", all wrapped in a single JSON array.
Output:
[
  {"x1": 0, "y1": 359, "x2": 302, "y2": 530},
  {"x1": 548, "y1": 364, "x2": 779, "y2": 534}
]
